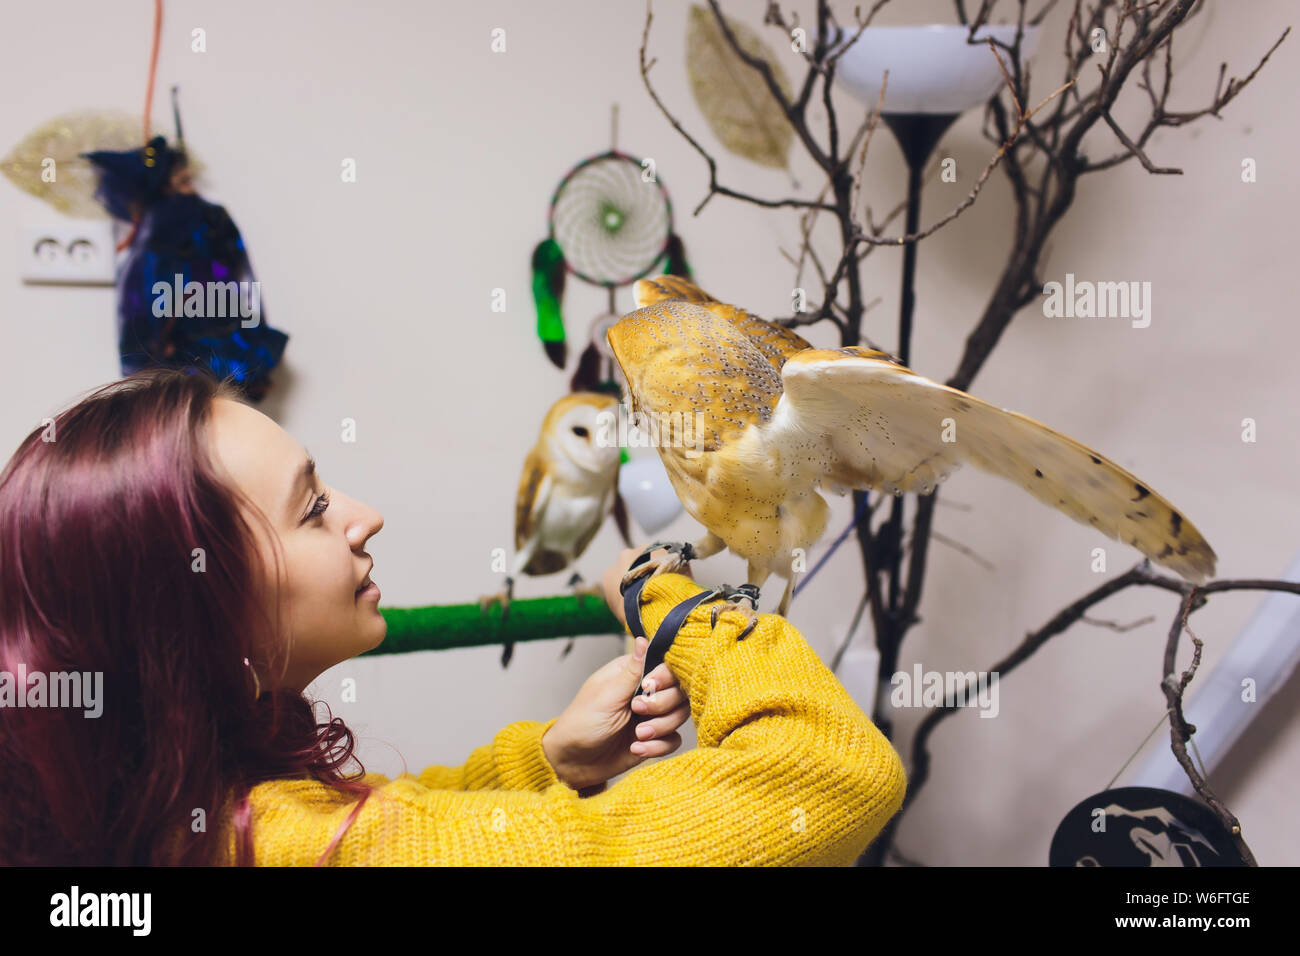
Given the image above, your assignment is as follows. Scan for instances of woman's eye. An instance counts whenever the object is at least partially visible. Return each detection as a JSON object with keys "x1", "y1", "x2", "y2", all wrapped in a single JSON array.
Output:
[{"x1": 307, "y1": 490, "x2": 331, "y2": 521}]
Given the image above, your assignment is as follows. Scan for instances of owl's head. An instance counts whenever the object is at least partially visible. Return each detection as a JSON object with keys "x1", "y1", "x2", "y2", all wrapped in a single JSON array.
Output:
[{"x1": 543, "y1": 392, "x2": 622, "y2": 475}]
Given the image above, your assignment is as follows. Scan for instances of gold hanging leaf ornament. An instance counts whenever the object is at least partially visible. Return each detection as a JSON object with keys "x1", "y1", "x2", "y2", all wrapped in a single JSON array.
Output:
[
  {"x1": 1, "y1": 110, "x2": 202, "y2": 218},
  {"x1": 685, "y1": 4, "x2": 793, "y2": 170}
]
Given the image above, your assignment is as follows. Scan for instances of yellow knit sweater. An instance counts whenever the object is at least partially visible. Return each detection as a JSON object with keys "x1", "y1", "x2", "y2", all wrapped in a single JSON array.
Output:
[{"x1": 219, "y1": 573, "x2": 907, "y2": 865}]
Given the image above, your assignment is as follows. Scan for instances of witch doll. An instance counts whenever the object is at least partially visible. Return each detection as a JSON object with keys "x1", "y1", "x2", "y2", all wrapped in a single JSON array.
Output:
[{"x1": 83, "y1": 108, "x2": 288, "y2": 402}]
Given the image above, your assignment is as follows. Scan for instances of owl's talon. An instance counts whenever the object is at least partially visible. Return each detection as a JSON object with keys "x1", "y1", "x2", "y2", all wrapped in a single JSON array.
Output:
[
  {"x1": 619, "y1": 562, "x2": 657, "y2": 593},
  {"x1": 620, "y1": 541, "x2": 697, "y2": 594},
  {"x1": 478, "y1": 577, "x2": 515, "y2": 623},
  {"x1": 665, "y1": 539, "x2": 696, "y2": 561},
  {"x1": 709, "y1": 599, "x2": 761, "y2": 638},
  {"x1": 478, "y1": 591, "x2": 511, "y2": 618},
  {"x1": 707, "y1": 582, "x2": 761, "y2": 634},
  {"x1": 725, "y1": 583, "x2": 761, "y2": 609}
]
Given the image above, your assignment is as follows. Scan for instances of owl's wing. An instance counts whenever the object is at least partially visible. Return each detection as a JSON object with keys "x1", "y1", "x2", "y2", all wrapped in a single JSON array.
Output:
[
  {"x1": 569, "y1": 484, "x2": 615, "y2": 562},
  {"x1": 514, "y1": 447, "x2": 552, "y2": 553},
  {"x1": 772, "y1": 347, "x2": 1217, "y2": 582},
  {"x1": 634, "y1": 275, "x2": 814, "y2": 372}
]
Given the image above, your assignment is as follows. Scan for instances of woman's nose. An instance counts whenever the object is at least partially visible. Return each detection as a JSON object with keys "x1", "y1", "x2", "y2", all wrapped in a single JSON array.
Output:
[{"x1": 343, "y1": 493, "x2": 383, "y2": 545}]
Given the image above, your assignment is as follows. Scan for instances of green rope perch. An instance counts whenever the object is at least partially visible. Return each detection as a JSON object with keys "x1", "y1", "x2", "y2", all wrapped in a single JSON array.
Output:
[{"x1": 364, "y1": 595, "x2": 625, "y2": 657}]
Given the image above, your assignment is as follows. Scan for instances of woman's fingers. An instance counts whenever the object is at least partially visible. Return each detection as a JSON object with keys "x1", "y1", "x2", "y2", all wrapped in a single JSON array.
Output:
[
  {"x1": 641, "y1": 662, "x2": 677, "y2": 693},
  {"x1": 631, "y1": 684, "x2": 684, "y2": 716},
  {"x1": 631, "y1": 702, "x2": 690, "y2": 743},
  {"x1": 646, "y1": 662, "x2": 674, "y2": 685},
  {"x1": 630, "y1": 730, "x2": 683, "y2": 758}
]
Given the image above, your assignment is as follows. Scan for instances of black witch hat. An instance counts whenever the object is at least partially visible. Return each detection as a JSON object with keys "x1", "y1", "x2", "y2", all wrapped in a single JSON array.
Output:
[{"x1": 82, "y1": 88, "x2": 189, "y2": 221}]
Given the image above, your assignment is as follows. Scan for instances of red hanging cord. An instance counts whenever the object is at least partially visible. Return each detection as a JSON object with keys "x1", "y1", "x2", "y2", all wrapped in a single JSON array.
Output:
[
  {"x1": 116, "y1": 0, "x2": 165, "y2": 253},
  {"x1": 142, "y1": 0, "x2": 163, "y2": 140}
]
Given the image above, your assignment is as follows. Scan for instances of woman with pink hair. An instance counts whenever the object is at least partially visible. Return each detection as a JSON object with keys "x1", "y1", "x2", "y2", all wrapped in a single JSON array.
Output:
[{"x1": 0, "y1": 368, "x2": 905, "y2": 865}]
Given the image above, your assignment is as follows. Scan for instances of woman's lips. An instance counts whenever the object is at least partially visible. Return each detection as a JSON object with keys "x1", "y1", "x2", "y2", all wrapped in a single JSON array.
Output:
[{"x1": 355, "y1": 579, "x2": 380, "y2": 601}]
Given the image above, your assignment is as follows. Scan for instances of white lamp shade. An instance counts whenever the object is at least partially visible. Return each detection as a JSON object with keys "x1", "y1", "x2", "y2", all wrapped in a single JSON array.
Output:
[
  {"x1": 618, "y1": 454, "x2": 683, "y2": 535},
  {"x1": 831, "y1": 24, "x2": 1041, "y2": 114}
]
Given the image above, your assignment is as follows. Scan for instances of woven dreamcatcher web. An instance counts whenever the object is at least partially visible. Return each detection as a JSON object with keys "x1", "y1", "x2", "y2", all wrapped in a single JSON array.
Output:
[
  {"x1": 530, "y1": 119, "x2": 692, "y2": 396},
  {"x1": 551, "y1": 150, "x2": 673, "y2": 287}
]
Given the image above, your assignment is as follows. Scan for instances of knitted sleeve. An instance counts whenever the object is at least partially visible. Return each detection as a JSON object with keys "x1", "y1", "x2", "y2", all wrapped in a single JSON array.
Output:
[
  {"x1": 557, "y1": 573, "x2": 908, "y2": 865},
  {"x1": 239, "y1": 572, "x2": 907, "y2": 865},
  {"x1": 413, "y1": 717, "x2": 563, "y2": 792}
]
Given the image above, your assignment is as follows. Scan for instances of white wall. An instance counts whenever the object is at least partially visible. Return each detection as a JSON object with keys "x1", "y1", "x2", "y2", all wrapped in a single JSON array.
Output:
[{"x1": 0, "y1": 0, "x2": 1295, "y2": 865}]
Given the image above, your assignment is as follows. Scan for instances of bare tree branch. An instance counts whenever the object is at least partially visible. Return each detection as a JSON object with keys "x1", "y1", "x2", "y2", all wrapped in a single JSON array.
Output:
[
  {"x1": 637, "y1": 0, "x2": 1289, "y2": 867},
  {"x1": 891, "y1": 562, "x2": 1299, "y2": 864}
]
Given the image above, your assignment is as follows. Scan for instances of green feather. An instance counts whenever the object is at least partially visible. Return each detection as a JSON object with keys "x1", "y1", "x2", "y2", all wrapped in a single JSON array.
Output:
[
  {"x1": 663, "y1": 232, "x2": 691, "y2": 278},
  {"x1": 532, "y1": 238, "x2": 567, "y2": 352}
]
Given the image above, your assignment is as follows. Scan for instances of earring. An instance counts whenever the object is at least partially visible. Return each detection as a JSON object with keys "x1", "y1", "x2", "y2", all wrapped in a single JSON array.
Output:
[{"x1": 243, "y1": 657, "x2": 262, "y2": 700}]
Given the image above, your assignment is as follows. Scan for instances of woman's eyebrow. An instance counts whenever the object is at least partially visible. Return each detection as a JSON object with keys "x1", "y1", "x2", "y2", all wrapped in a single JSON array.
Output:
[{"x1": 286, "y1": 452, "x2": 316, "y2": 519}]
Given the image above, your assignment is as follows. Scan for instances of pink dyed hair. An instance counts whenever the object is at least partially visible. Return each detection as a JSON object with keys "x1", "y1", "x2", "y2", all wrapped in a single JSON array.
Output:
[{"x1": 0, "y1": 368, "x2": 374, "y2": 865}]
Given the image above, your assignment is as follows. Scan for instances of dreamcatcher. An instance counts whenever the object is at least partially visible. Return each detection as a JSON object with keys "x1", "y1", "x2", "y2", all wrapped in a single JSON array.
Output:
[
  {"x1": 519, "y1": 109, "x2": 694, "y2": 590},
  {"x1": 529, "y1": 108, "x2": 692, "y2": 396}
]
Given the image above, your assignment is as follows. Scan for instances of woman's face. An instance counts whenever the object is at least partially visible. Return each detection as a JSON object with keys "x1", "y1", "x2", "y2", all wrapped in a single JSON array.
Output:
[{"x1": 206, "y1": 398, "x2": 385, "y2": 693}]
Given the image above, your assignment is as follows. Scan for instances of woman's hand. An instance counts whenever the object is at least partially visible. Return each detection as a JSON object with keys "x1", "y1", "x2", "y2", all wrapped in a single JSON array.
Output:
[
  {"x1": 541, "y1": 635, "x2": 691, "y2": 792},
  {"x1": 541, "y1": 547, "x2": 695, "y2": 792},
  {"x1": 601, "y1": 546, "x2": 693, "y2": 627}
]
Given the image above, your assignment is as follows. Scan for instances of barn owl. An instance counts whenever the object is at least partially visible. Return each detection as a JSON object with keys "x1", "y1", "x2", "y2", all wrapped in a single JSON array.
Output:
[
  {"x1": 479, "y1": 391, "x2": 623, "y2": 667},
  {"x1": 606, "y1": 275, "x2": 1217, "y2": 637}
]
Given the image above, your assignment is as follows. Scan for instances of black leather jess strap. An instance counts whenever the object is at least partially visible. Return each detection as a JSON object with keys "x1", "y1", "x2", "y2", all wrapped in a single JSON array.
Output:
[{"x1": 620, "y1": 546, "x2": 726, "y2": 705}]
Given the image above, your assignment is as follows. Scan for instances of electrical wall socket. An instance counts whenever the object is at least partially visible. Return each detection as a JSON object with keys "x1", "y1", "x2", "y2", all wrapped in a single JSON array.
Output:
[{"x1": 19, "y1": 220, "x2": 118, "y2": 286}]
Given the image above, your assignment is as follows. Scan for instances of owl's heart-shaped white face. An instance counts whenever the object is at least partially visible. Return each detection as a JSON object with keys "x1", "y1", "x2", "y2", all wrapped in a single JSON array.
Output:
[{"x1": 556, "y1": 404, "x2": 621, "y2": 475}]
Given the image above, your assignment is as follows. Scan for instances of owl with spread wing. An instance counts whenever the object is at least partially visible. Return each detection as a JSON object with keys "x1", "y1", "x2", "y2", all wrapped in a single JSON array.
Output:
[{"x1": 607, "y1": 275, "x2": 1216, "y2": 636}]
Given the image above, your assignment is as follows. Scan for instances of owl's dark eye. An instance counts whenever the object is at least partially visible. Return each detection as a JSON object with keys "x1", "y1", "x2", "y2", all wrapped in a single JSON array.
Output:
[{"x1": 572, "y1": 426, "x2": 589, "y2": 438}]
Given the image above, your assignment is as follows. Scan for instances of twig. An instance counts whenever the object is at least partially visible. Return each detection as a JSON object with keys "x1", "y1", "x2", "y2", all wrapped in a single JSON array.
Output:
[
  {"x1": 1080, "y1": 613, "x2": 1157, "y2": 632},
  {"x1": 919, "y1": 529, "x2": 997, "y2": 572},
  {"x1": 1160, "y1": 588, "x2": 1256, "y2": 865},
  {"x1": 637, "y1": 4, "x2": 838, "y2": 217},
  {"x1": 851, "y1": 73, "x2": 1078, "y2": 247},
  {"x1": 894, "y1": 562, "x2": 1299, "y2": 864}
]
